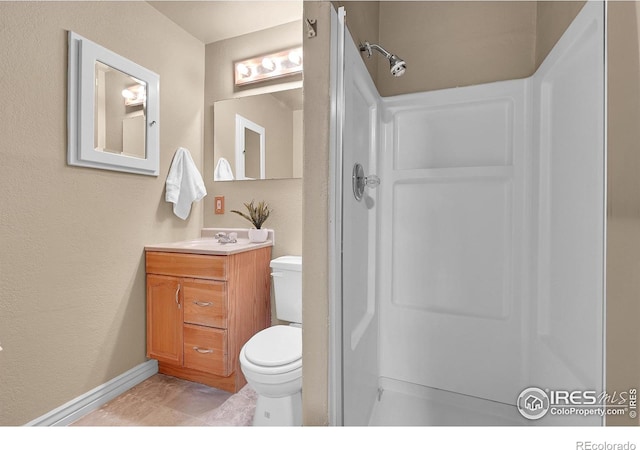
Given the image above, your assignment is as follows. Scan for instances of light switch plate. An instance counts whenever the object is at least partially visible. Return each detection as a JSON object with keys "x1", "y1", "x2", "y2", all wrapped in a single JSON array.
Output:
[{"x1": 214, "y1": 196, "x2": 225, "y2": 214}]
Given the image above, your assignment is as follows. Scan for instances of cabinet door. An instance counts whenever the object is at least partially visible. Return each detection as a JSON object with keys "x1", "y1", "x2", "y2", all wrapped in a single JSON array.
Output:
[{"x1": 147, "y1": 274, "x2": 183, "y2": 365}]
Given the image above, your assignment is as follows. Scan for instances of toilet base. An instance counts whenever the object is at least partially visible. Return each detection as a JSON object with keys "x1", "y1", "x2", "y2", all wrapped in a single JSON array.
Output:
[{"x1": 252, "y1": 391, "x2": 302, "y2": 426}]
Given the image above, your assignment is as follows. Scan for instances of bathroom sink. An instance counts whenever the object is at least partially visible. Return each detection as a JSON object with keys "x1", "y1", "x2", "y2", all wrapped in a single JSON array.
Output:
[
  {"x1": 180, "y1": 238, "x2": 247, "y2": 247},
  {"x1": 145, "y1": 236, "x2": 271, "y2": 255}
]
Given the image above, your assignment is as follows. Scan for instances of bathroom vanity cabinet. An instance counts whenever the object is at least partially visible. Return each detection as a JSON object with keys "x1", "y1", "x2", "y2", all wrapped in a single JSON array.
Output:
[{"x1": 145, "y1": 246, "x2": 272, "y2": 393}]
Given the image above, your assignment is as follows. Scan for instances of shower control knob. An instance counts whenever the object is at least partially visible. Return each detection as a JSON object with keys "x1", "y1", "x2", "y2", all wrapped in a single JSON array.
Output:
[
  {"x1": 352, "y1": 162, "x2": 380, "y2": 201},
  {"x1": 365, "y1": 175, "x2": 380, "y2": 188}
]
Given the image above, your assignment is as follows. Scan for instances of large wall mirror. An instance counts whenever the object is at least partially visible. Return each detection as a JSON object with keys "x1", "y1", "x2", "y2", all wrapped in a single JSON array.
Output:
[
  {"x1": 213, "y1": 88, "x2": 303, "y2": 181},
  {"x1": 68, "y1": 32, "x2": 159, "y2": 176}
]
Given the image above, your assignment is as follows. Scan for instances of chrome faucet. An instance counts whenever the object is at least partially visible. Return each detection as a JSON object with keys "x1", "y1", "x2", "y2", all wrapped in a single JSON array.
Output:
[{"x1": 215, "y1": 232, "x2": 237, "y2": 244}]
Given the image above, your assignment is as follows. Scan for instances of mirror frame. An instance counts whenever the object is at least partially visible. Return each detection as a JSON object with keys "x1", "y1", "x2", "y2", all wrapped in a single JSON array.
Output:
[{"x1": 67, "y1": 31, "x2": 159, "y2": 176}]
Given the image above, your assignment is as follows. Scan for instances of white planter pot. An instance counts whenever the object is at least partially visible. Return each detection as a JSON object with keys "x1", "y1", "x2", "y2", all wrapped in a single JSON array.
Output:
[{"x1": 248, "y1": 228, "x2": 269, "y2": 243}]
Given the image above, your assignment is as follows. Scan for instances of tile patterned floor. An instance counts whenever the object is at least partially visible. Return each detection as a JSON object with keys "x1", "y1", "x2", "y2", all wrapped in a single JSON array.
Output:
[{"x1": 69, "y1": 374, "x2": 257, "y2": 426}]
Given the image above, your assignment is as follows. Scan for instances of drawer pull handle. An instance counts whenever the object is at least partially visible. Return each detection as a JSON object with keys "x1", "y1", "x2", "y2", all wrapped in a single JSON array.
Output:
[
  {"x1": 192, "y1": 347, "x2": 214, "y2": 354},
  {"x1": 193, "y1": 301, "x2": 213, "y2": 307},
  {"x1": 175, "y1": 284, "x2": 181, "y2": 309}
]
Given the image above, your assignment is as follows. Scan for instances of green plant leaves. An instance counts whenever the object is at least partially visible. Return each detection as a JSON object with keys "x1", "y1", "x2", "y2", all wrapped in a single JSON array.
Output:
[{"x1": 230, "y1": 200, "x2": 271, "y2": 229}]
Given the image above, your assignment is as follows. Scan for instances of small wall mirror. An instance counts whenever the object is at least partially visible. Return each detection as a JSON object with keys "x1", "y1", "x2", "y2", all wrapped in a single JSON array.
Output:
[
  {"x1": 213, "y1": 88, "x2": 303, "y2": 181},
  {"x1": 68, "y1": 32, "x2": 159, "y2": 176}
]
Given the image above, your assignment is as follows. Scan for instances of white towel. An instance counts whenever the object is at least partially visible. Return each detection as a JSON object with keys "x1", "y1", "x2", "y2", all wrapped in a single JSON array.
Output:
[
  {"x1": 214, "y1": 157, "x2": 235, "y2": 181},
  {"x1": 165, "y1": 147, "x2": 207, "y2": 220}
]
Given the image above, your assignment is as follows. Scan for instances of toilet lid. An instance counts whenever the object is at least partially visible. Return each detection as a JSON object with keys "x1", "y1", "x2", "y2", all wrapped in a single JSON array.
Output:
[{"x1": 244, "y1": 326, "x2": 302, "y2": 367}]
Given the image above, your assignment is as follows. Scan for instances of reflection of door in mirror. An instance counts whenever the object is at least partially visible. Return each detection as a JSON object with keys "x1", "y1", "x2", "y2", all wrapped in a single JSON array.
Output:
[
  {"x1": 244, "y1": 128, "x2": 261, "y2": 180},
  {"x1": 235, "y1": 114, "x2": 265, "y2": 180},
  {"x1": 94, "y1": 61, "x2": 147, "y2": 159}
]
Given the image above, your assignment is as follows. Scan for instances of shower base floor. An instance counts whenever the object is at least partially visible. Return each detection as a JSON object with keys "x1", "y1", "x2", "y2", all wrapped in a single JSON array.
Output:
[{"x1": 368, "y1": 378, "x2": 529, "y2": 426}]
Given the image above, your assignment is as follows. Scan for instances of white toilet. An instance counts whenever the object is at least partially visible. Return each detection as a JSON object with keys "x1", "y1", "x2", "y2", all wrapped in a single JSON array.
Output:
[{"x1": 239, "y1": 255, "x2": 302, "y2": 426}]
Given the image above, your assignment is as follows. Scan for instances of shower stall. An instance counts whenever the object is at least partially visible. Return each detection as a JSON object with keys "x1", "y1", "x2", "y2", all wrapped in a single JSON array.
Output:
[{"x1": 329, "y1": 2, "x2": 606, "y2": 426}]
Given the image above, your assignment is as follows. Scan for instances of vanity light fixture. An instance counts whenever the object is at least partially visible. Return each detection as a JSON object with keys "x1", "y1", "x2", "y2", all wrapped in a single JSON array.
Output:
[{"x1": 234, "y1": 47, "x2": 303, "y2": 86}]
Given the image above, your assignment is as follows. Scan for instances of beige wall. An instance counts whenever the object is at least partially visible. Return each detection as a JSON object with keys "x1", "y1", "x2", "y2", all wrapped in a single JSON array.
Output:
[
  {"x1": 339, "y1": 1, "x2": 587, "y2": 97},
  {"x1": 203, "y1": 21, "x2": 303, "y2": 261},
  {"x1": 302, "y1": 1, "x2": 332, "y2": 426},
  {"x1": 377, "y1": 1, "x2": 537, "y2": 96},
  {"x1": 606, "y1": 0, "x2": 640, "y2": 427},
  {"x1": 0, "y1": 1, "x2": 204, "y2": 425},
  {"x1": 535, "y1": 1, "x2": 586, "y2": 68}
]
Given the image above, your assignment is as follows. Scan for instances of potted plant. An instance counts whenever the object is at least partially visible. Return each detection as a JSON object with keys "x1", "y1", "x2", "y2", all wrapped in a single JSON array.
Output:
[{"x1": 231, "y1": 200, "x2": 271, "y2": 243}]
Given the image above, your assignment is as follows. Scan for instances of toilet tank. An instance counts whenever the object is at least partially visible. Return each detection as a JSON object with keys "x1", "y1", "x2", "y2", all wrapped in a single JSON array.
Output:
[{"x1": 270, "y1": 256, "x2": 302, "y2": 324}]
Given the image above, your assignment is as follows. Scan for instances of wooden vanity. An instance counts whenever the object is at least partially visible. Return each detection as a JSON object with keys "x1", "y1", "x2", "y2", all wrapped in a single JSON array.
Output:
[{"x1": 145, "y1": 234, "x2": 272, "y2": 393}]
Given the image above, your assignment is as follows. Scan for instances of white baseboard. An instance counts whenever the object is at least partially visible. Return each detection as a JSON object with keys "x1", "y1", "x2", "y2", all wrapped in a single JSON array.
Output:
[{"x1": 24, "y1": 359, "x2": 158, "y2": 426}]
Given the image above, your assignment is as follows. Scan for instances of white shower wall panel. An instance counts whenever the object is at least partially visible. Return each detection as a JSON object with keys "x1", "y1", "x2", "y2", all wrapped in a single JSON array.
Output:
[
  {"x1": 375, "y1": 2, "x2": 604, "y2": 418},
  {"x1": 529, "y1": 1, "x2": 605, "y2": 414},
  {"x1": 378, "y1": 80, "x2": 530, "y2": 405},
  {"x1": 394, "y1": 98, "x2": 514, "y2": 169},
  {"x1": 392, "y1": 179, "x2": 512, "y2": 319}
]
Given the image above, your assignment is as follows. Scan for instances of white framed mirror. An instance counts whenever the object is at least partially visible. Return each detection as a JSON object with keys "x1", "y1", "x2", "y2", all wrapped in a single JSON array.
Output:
[{"x1": 67, "y1": 31, "x2": 159, "y2": 176}]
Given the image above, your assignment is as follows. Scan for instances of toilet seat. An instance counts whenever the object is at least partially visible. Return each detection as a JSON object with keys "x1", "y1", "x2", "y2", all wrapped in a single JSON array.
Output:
[{"x1": 240, "y1": 326, "x2": 302, "y2": 376}]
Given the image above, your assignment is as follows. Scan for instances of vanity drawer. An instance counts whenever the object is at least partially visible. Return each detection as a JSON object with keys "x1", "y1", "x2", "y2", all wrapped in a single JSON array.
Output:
[
  {"x1": 146, "y1": 251, "x2": 227, "y2": 280},
  {"x1": 183, "y1": 280, "x2": 227, "y2": 328},
  {"x1": 183, "y1": 324, "x2": 229, "y2": 376}
]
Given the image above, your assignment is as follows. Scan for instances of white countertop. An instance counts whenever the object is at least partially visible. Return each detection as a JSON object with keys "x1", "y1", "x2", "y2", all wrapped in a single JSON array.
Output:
[{"x1": 145, "y1": 228, "x2": 274, "y2": 256}]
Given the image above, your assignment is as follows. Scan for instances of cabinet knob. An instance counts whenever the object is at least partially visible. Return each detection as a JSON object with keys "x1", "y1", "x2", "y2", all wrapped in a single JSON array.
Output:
[{"x1": 175, "y1": 284, "x2": 181, "y2": 309}]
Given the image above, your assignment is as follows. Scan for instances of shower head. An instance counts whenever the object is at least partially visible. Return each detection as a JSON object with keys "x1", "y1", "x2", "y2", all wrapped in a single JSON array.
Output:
[
  {"x1": 359, "y1": 41, "x2": 407, "y2": 77},
  {"x1": 388, "y1": 54, "x2": 407, "y2": 77}
]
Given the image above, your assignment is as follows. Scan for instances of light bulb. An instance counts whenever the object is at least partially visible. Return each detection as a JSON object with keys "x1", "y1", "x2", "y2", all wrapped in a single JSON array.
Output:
[
  {"x1": 237, "y1": 63, "x2": 250, "y2": 77},
  {"x1": 261, "y1": 57, "x2": 275, "y2": 71},
  {"x1": 288, "y1": 50, "x2": 302, "y2": 66}
]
